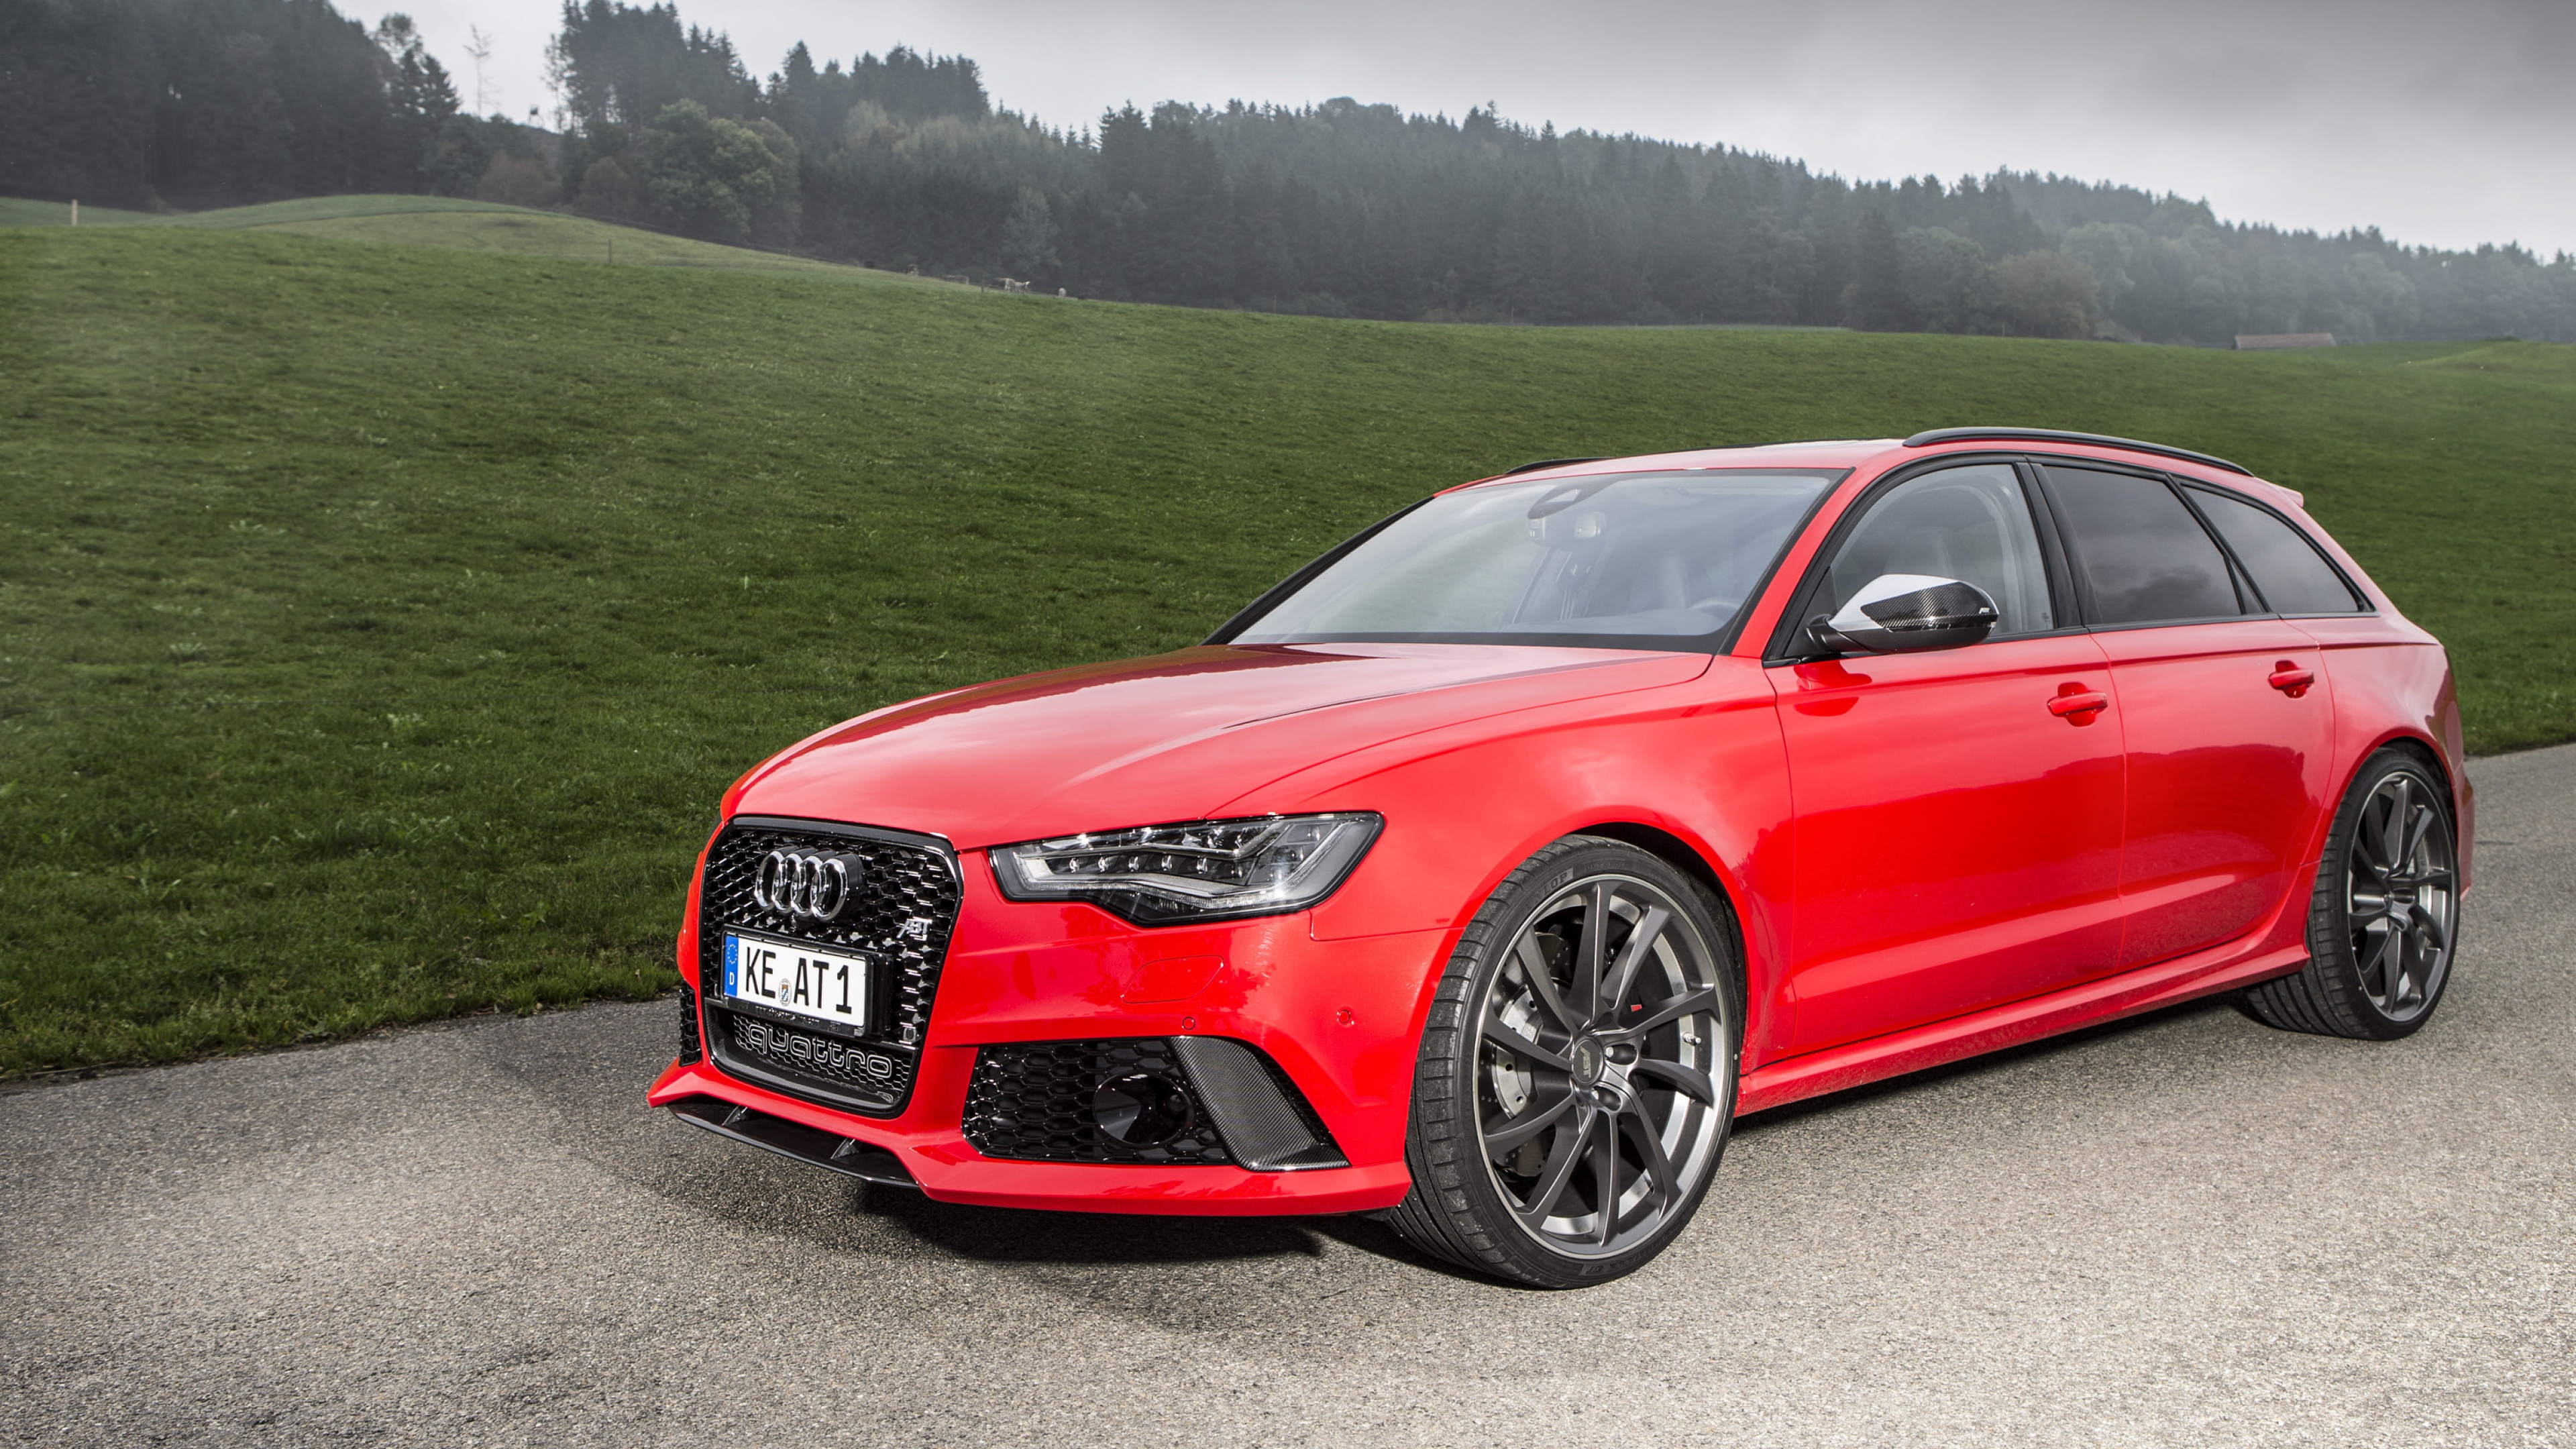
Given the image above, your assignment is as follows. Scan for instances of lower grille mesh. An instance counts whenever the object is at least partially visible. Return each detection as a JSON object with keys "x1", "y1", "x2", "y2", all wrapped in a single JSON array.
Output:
[
  {"x1": 963, "y1": 1039, "x2": 1234, "y2": 1165},
  {"x1": 718, "y1": 1012, "x2": 909, "y2": 1112}
]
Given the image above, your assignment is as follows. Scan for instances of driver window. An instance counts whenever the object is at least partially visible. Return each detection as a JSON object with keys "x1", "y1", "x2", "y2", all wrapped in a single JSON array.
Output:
[{"x1": 1823, "y1": 464, "x2": 2054, "y2": 637}]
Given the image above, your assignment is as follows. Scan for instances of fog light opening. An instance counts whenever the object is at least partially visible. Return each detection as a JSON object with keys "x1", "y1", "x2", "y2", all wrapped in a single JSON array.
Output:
[{"x1": 1092, "y1": 1071, "x2": 1195, "y2": 1149}]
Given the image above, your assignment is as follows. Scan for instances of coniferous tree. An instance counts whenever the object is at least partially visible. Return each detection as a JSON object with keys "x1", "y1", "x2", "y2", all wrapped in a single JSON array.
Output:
[
  {"x1": 374, "y1": 15, "x2": 461, "y2": 193},
  {"x1": 1843, "y1": 211, "x2": 1911, "y2": 330}
]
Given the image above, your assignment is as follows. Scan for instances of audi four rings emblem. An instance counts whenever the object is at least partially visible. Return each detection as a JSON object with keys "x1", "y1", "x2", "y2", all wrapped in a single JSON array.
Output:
[{"x1": 753, "y1": 849, "x2": 866, "y2": 921}]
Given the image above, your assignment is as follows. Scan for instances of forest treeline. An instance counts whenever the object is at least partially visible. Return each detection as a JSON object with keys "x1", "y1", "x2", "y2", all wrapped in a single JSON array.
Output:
[
  {"x1": 0, "y1": 0, "x2": 557, "y2": 210},
  {"x1": 6, "y1": 0, "x2": 2572, "y2": 345}
]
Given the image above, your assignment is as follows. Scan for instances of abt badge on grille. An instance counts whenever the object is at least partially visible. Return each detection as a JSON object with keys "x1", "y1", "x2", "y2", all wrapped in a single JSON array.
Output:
[{"x1": 753, "y1": 849, "x2": 865, "y2": 922}]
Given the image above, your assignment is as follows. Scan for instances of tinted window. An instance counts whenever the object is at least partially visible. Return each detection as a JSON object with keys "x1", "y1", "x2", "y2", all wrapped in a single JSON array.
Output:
[
  {"x1": 2188, "y1": 486, "x2": 2363, "y2": 614},
  {"x1": 1824, "y1": 464, "x2": 2053, "y2": 636},
  {"x1": 1233, "y1": 469, "x2": 1838, "y2": 647},
  {"x1": 2043, "y1": 466, "x2": 2243, "y2": 625}
]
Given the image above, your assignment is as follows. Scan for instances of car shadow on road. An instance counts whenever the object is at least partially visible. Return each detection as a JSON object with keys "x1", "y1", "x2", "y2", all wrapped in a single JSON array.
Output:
[
  {"x1": 501, "y1": 989, "x2": 2262, "y2": 1281},
  {"x1": 841, "y1": 1176, "x2": 1342, "y2": 1267}
]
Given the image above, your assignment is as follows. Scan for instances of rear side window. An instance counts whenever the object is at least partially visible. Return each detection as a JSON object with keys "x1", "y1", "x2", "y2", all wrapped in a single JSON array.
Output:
[
  {"x1": 2042, "y1": 465, "x2": 2243, "y2": 626},
  {"x1": 2186, "y1": 486, "x2": 2365, "y2": 614}
]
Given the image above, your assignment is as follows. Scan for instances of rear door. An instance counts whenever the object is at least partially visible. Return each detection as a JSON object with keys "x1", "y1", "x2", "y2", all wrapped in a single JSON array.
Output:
[
  {"x1": 2037, "y1": 462, "x2": 2339, "y2": 967},
  {"x1": 1770, "y1": 461, "x2": 2127, "y2": 1053}
]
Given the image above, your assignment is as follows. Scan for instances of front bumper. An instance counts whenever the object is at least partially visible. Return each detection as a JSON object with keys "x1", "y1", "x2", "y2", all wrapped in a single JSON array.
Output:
[{"x1": 647, "y1": 849, "x2": 1444, "y2": 1216}]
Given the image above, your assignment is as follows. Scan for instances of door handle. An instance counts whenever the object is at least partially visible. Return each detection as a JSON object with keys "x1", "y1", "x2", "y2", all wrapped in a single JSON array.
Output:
[
  {"x1": 2047, "y1": 690, "x2": 2110, "y2": 720},
  {"x1": 2267, "y1": 662, "x2": 2315, "y2": 698}
]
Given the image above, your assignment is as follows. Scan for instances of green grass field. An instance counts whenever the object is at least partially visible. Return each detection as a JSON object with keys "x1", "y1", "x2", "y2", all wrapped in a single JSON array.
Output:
[
  {"x1": 0, "y1": 197, "x2": 162, "y2": 227},
  {"x1": 3, "y1": 210, "x2": 2571, "y2": 1077},
  {"x1": 1, "y1": 192, "x2": 923, "y2": 280}
]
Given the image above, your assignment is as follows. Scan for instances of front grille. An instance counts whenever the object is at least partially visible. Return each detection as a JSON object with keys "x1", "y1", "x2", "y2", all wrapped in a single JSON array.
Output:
[
  {"x1": 698, "y1": 817, "x2": 962, "y2": 1116},
  {"x1": 679, "y1": 986, "x2": 703, "y2": 1063},
  {"x1": 964, "y1": 1039, "x2": 1235, "y2": 1165}
]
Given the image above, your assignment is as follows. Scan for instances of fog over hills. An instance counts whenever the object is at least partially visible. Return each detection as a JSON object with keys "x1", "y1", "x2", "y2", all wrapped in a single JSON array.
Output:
[
  {"x1": 372, "y1": 0, "x2": 2576, "y2": 260},
  {"x1": 5, "y1": 0, "x2": 2569, "y2": 342}
]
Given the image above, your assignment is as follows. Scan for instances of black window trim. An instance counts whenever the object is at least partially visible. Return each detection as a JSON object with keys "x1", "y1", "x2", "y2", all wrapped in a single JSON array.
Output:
[
  {"x1": 2171, "y1": 479, "x2": 2375, "y2": 619},
  {"x1": 1761, "y1": 451, "x2": 2090, "y2": 665},
  {"x1": 1763, "y1": 449, "x2": 2376, "y2": 664},
  {"x1": 1214, "y1": 467, "x2": 1850, "y2": 656},
  {"x1": 2028, "y1": 454, "x2": 2264, "y2": 634},
  {"x1": 2015, "y1": 458, "x2": 2086, "y2": 634}
]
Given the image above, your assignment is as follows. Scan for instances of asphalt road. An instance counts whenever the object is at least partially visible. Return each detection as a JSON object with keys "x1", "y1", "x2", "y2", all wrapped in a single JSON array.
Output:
[{"x1": 7, "y1": 747, "x2": 2572, "y2": 1448}]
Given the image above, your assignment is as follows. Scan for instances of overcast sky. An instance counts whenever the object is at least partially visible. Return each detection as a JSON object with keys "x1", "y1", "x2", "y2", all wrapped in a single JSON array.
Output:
[{"x1": 390, "y1": 0, "x2": 2575, "y2": 256}]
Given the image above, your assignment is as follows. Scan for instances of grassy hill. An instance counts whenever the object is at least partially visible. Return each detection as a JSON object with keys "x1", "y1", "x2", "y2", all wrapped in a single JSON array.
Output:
[
  {"x1": 2, "y1": 222, "x2": 2571, "y2": 1076},
  {"x1": 3, "y1": 192, "x2": 920, "y2": 282},
  {"x1": 0, "y1": 197, "x2": 161, "y2": 227}
]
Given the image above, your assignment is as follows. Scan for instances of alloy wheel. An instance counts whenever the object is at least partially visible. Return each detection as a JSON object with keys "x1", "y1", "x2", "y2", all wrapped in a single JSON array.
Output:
[
  {"x1": 1471, "y1": 873, "x2": 1731, "y2": 1260},
  {"x1": 2347, "y1": 771, "x2": 2457, "y2": 1022}
]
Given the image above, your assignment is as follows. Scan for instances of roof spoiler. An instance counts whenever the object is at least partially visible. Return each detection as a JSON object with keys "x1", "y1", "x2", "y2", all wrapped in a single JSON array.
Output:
[
  {"x1": 1498, "y1": 457, "x2": 1605, "y2": 476},
  {"x1": 1902, "y1": 427, "x2": 2252, "y2": 478}
]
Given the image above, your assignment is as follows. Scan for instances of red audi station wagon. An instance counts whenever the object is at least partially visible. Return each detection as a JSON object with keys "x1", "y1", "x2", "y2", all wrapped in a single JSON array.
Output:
[{"x1": 649, "y1": 428, "x2": 2469, "y2": 1287}]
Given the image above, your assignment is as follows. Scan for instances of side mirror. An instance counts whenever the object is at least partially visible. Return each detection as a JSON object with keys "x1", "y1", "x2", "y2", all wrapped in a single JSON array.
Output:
[{"x1": 1808, "y1": 574, "x2": 1999, "y2": 655}]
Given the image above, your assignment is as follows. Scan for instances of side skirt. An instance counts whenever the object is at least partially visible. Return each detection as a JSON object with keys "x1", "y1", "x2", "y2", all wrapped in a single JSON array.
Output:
[{"x1": 1735, "y1": 941, "x2": 2308, "y2": 1116}]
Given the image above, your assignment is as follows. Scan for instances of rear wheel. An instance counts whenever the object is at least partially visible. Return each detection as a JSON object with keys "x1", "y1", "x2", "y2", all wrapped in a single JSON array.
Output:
[
  {"x1": 2245, "y1": 748, "x2": 2460, "y2": 1040},
  {"x1": 1386, "y1": 837, "x2": 1741, "y2": 1288}
]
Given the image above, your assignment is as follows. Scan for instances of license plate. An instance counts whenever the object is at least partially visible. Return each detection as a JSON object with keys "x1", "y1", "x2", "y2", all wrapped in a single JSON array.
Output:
[{"x1": 721, "y1": 932, "x2": 869, "y2": 1034}]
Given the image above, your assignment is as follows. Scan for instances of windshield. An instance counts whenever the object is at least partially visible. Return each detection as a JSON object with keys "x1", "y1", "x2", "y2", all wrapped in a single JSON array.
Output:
[{"x1": 1231, "y1": 469, "x2": 1842, "y2": 648}]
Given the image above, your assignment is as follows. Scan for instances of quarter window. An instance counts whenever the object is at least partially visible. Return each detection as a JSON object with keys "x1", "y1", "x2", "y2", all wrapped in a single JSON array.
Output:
[
  {"x1": 1821, "y1": 463, "x2": 2054, "y2": 637},
  {"x1": 2043, "y1": 466, "x2": 2243, "y2": 626},
  {"x1": 2186, "y1": 486, "x2": 2364, "y2": 614}
]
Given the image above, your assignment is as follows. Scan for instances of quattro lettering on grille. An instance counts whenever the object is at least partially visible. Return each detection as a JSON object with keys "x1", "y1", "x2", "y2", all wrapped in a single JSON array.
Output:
[{"x1": 739, "y1": 1018, "x2": 896, "y2": 1081}]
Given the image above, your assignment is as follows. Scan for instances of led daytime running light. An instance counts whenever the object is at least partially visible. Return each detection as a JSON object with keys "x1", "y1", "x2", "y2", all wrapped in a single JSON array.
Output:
[{"x1": 989, "y1": 813, "x2": 1383, "y2": 924}]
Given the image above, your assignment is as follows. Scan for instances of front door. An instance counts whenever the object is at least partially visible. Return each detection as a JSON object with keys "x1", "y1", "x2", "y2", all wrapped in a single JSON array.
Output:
[{"x1": 1770, "y1": 462, "x2": 2127, "y2": 1053}]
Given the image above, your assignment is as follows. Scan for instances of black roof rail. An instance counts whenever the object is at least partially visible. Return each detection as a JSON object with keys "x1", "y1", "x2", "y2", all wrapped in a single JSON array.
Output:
[
  {"x1": 1901, "y1": 427, "x2": 2253, "y2": 477},
  {"x1": 1499, "y1": 457, "x2": 1605, "y2": 476}
]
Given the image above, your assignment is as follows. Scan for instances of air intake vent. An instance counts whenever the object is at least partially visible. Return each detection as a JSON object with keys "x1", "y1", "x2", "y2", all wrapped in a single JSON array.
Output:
[
  {"x1": 964, "y1": 1038, "x2": 1232, "y2": 1165},
  {"x1": 963, "y1": 1036, "x2": 1346, "y2": 1171}
]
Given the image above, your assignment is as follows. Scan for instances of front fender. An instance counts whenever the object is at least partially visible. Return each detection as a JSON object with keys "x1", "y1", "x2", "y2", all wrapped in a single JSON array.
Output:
[{"x1": 1220, "y1": 656, "x2": 1797, "y2": 1067}]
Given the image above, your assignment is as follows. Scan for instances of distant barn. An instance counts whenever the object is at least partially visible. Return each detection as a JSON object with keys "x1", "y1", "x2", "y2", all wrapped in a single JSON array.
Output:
[{"x1": 2235, "y1": 333, "x2": 2337, "y2": 350}]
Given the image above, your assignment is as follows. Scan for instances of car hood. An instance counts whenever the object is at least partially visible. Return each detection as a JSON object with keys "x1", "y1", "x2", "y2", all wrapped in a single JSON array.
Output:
[{"x1": 731, "y1": 643, "x2": 1711, "y2": 849}]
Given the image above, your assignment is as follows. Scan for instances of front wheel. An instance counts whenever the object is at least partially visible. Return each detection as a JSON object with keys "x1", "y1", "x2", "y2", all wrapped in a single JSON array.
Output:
[
  {"x1": 2245, "y1": 747, "x2": 2461, "y2": 1040},
  {"x1": 1385, "y1": 837, "x2": 1741, "y2": 1288}
]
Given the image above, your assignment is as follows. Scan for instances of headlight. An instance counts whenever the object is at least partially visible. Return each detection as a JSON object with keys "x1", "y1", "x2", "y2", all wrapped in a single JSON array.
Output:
[{"x1": 989, "y1": 812, "x2": 1383, "y2": 924}]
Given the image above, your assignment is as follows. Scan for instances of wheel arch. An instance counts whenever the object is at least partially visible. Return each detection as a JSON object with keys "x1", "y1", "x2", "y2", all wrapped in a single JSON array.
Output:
[
  {"x1": 2304, "y1": 726, "x2": 2455, "y2": 865},
  {"x1": 2361, "y1": 728, "x2": 2469, "y2": 893},
  {"x1": 2373, "y1": 731, "x2": 2453, "y2": 794},
  {"x1": 2292, "y1": 727, "x2": 2468, "y2": 918},
  {"x1": 1566, "y1": 818, "x2": 1763, "y2": 1041},
  {"x1": 2344, "y1": 727, "x2": 2462, "y2": 836}
]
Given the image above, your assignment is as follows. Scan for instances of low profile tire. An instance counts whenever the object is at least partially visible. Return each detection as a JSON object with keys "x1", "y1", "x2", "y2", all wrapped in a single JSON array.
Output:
[
  {"x1": 1386, "y1": 837, "x2": 1742, "y2": 1288},
  {"x1": 2245, "y1": 747, "x2": 2461, "y2": 1040}
]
